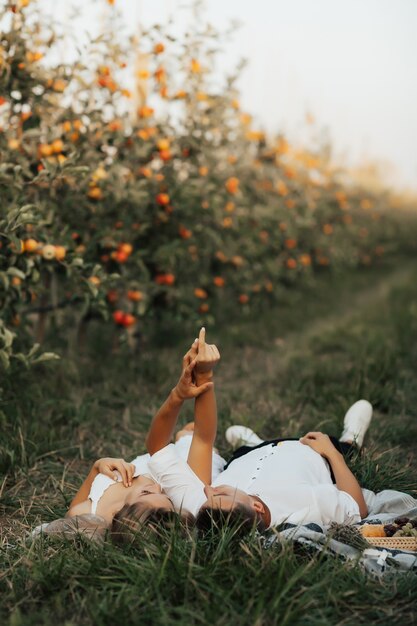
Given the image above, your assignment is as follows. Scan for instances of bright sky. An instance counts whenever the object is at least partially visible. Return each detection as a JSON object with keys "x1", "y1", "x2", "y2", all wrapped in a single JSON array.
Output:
[{"x1": 39, "y1": 0, "x2": 417, "y2": 190}]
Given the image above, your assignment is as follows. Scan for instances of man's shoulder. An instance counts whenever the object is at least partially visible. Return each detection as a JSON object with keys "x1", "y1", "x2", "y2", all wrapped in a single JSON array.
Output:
[
  {"x1": 148, "y1": 443, "x2": 178, "y2": 462},
  {"x1": 148, "y1": 443, "x2": 203, "y2": 483}
]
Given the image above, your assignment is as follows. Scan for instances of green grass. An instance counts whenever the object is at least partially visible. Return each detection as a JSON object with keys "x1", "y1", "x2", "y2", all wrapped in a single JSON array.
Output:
[{"x1": 1, "y1": 259, "x2": 417, "y2": 626}]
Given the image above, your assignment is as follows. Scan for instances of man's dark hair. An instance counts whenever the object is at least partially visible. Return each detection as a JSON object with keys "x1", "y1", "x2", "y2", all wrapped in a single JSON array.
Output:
[
  {"x1": 111, "y1": 502, "x2": 194, "y2": 545},
  {"x1": 195, "y1": 503, "x2": 266, "y2": 537}
]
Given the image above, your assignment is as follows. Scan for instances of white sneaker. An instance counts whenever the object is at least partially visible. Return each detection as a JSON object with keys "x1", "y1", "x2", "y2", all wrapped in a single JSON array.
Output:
[
  {"x1": 339, "y1": 399, "x2": 373, "y2": 449},
  {"x1": 225, "y1": 425, "x2": 264, "y2": 449}
]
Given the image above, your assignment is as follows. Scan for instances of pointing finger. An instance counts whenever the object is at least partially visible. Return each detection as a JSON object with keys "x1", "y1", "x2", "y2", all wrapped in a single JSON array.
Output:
[{"x1": 198, "y1": 326, "x2": 206, "y2": 348}]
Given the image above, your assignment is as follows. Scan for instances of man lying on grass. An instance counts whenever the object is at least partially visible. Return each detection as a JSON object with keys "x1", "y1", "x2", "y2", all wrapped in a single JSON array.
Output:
[{"x1": 147, "y1": 328, "x2": 370, "y2": 533}]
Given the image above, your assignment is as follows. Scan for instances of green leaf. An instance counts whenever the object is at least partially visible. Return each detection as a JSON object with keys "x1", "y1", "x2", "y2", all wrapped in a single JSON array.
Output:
[
  {"x1": 64, "y1": 166, "x2": 90, "y2": 176},
  {"x1": 0, "y1": 272, "x2": 10, "y2": 290},
  {"x1": 7, "y1": 267, "x2": 26, "y2": 280},
  {"x1": 18, "y1": 204, "x2": 38, "y2": 214},
  {"x1": 12, "y1": 353, "x2": 29, "y2": 368},
  {"x1": 31, "y1": 352, "x2": 61, "y2": 365},
  {"x1": 86, "y1": 282, "x2": 99, "y2": 298},
  {"x1": 0, "y1": 350, "x2": 10, "y2": 370},
  {"x1": 7, "y1": 233, "x2": 22, "y2": 250},
  {"x1": 28, "y1": 343, "x2": 41, "y2": 358},
  {"x1": 23, "y1": 129, "x2": 42, "y2": 139},
  {"x1": 1, "y1": 326, "x2": 15, "y2": 350}
]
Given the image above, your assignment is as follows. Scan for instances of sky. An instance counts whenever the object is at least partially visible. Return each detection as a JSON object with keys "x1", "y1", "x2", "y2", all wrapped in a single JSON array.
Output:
[{"x1": 39, "y1": 0, "x2": 417, "y2": 191}]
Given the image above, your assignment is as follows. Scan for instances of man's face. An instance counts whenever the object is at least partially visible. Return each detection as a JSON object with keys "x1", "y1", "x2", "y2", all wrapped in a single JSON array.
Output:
[{"x1": 201, "y1": 484, "x2": 253, "y2": 512}]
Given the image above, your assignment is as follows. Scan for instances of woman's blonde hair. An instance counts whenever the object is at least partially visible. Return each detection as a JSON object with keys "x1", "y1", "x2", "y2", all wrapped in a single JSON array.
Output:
[{"x1": 37, "y1": 514, "x2": 109, "y2": 543}]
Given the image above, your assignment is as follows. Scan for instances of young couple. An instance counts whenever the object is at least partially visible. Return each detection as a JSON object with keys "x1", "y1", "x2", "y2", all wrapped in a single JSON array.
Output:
[{"x1": 65, "y1": 328, "x2": 372, "y2": 541}]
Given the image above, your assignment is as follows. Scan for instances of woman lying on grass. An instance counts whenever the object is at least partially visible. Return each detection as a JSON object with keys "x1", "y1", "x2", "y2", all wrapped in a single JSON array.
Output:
[
  {"x1": 64, "y1": 336, "x2": 221, "y2": 542},
  {"x1": 147, "y1": 328, "x2": 371, "y2": 533}
]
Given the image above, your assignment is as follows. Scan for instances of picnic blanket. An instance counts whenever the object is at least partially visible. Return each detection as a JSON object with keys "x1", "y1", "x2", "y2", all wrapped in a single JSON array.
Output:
[{"x1": 263, "y1": 489, "x2": 417, "y2": 577}]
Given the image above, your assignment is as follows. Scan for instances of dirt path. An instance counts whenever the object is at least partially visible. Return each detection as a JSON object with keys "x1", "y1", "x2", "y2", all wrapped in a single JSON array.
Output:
[
  {"x1": 284, "y1": 263, "x2": 415, "y2": 353},
  {"x1": 222, "y1": 263, "x2": 415, "y2": 370},
  {"x1": 215, "y1": 262, "x2": 417, "y2": 438}
]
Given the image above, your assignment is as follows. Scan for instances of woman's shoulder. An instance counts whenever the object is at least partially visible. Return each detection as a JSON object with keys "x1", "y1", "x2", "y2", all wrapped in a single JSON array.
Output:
[{"x1": 67, "y1": 500, "x2": 91, "y2": 518}]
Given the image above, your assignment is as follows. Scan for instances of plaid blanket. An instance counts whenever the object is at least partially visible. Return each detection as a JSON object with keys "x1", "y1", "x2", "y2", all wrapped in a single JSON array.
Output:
[{"x1": 263, "y1": 489, "x2": 417, "y2": 577}]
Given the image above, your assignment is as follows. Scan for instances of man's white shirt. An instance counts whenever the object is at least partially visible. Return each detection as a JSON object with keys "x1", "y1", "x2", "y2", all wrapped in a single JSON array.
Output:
[{"x1": 148, "y1": 440, "x2": 361, "y2": 527}]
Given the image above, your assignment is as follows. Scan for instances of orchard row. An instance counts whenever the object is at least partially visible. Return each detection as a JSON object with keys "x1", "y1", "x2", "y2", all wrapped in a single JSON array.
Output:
[{"x1": 0, "y1": 0, "x2": 416, "y2": 368}]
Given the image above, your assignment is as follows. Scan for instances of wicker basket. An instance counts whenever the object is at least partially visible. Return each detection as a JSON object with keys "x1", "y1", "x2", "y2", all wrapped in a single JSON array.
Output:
[{"x1": 366, "y1": 537, "x2": 417, "y2": 552}]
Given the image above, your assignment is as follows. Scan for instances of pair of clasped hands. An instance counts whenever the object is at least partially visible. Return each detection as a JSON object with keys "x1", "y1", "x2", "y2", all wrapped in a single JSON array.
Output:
[
  {"x1": 170, "y1": 330, "x2": 336, "y2": 462},
  {"x1": 93, "y1": 328, "x2": 220, "y2": 488},
  {"x1": 172, "y1": 326, "x2": 221, "y2": 402}
]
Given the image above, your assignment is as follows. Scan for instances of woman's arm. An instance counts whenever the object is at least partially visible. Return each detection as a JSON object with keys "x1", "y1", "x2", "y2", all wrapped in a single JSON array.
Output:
[
  {"x1": 187, "y1": 328, "x2": 220, "y2": 484},
  {"x1": 68, "y1": 464, "x2": 99, "y2": 512},
  {"x1": 146, "y1": 336, "x2": 213, "y2": 455},
  {"x1": 67, "y1": 457, "x2": 135, "y2": 512},
  {"x1": 300, "y1": 432, "x2": 368, "y2": 517}
]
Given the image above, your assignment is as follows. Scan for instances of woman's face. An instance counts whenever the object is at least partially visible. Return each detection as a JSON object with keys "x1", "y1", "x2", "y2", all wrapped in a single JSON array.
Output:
[{"x1": 125, "y1": 479, "x2": 174, "y2": 510}]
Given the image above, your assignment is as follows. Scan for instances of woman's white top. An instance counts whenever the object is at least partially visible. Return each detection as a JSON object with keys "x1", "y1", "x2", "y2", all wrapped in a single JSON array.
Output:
[
  {"x1": 88, "y1": 455, "x2": 151, "y2": 514},
  {"x1": 148, "y1": 440, "x2": 361, "y2": 527},
  {"x1": 88, "y1": 435, "x2": 226, "y2": 514}
]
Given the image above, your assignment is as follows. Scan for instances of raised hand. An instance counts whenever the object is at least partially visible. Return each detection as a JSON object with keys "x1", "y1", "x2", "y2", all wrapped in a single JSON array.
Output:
[
  {"x1": 194, "y1": 327, "x2": 220, "y2": 377},
  {"x1": 93, "y1": 457, "x2": 135, "y2": 487},
  {"x1": 173, "y1": 337, "x2": 214, "y2": 401}
]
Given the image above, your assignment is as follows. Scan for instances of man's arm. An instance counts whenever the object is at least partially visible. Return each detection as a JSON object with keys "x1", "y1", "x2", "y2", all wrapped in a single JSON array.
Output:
[
  {"x1": 186, "y1": 327, "x2": 220, "y2": 484},
  {"x1": 146, "y1": 337, "x2": 213, "y2": 455},
  {"x1": 325, "y1": 450, "x2": 368, "y2": 518},
  {"x1": 300, "y1": 432, "x2": 368, "y2": 518}
]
